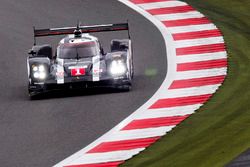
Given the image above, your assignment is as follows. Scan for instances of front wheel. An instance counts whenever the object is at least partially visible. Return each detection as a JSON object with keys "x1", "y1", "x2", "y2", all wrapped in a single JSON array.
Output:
[
  {"x1": 117, "y1": 84, "x2": 131, "y2": 92},
  {"x1": 28, "y1": 90, "x2": 38, "y2": 100},
  {"x1": 28, "y1": 83, "x2": 42, "y2": 100}
]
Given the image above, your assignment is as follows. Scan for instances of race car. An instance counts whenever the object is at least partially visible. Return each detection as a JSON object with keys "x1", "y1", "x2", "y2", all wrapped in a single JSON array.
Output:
[{"x1": 27, "y1": 22, "x2": 133, "y2": 98}]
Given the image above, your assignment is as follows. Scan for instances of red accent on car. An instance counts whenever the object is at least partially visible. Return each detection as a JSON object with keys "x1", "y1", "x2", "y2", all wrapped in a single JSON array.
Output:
[{"x1": 71, "y1": 68, "x2": 86, "y2": 76}]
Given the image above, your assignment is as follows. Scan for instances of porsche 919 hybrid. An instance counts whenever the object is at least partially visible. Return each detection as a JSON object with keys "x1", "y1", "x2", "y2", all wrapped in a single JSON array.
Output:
[{"x1": 27, "y1": 23, "x2": 133, "y2": 98}]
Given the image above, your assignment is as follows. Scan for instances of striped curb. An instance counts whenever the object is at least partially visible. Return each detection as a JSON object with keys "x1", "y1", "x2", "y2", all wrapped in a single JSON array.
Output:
[{"x1": 54, "y1": 0, "x2": 228, "y2": 166}]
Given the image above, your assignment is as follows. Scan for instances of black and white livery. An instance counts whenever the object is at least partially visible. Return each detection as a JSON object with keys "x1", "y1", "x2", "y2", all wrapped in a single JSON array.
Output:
[{"x1": 27, "y1": 23, "x2": 133, "y2": 98}]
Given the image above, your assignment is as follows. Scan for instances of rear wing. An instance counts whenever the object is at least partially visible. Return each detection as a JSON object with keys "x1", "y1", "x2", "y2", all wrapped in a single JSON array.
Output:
[{"x1": 33, "y1": 23, "x2": 130, "y2": 45}]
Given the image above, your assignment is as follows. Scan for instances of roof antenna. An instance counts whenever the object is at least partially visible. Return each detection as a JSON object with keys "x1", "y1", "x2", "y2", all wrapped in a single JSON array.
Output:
[
  {"x1": 77, "y1": 20, "x2": 80, "y2": 29},
  {"x1": 74, "y1": 20, "x2": 82, "y2": 38},
  {"x1": 127, "y1": 20, "x2": 131, "y2": 39}
]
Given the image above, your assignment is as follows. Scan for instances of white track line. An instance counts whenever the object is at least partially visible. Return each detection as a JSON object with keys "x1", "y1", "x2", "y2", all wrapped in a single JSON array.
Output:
[
  {"x1": 65, "y1": 149, "x2": 144, "y2": 166},
  {"x1": 138, "y1": 1, "x2": 187, "y2": 10},
  {"x1": 156, "y1": 11, "x2": 204, "y2": 21},
  {"x1": 108, "y1": 126, "x2": 175, "y2": 141},
  {"x1": 176, "y1": 51, "x2": 227, "y2": 63},
  {"x1": 175, "y1": 67, "x2": 227, "y2": 80},
  {"x1": 137, "y1": 104, "x2": 201, "y2": 119},
  {"x1": 168, "y1": 23, "x2": 218, "y2": 33},
  {"x1": 162, "y1": 84, "x2": 220, "y2": 98},
  {"x1": 174, "y1": 36, "x2": 224, "y2": 48}
]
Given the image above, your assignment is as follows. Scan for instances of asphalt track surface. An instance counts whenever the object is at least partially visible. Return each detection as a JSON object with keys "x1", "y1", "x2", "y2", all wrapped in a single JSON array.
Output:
[
  {"x1": 0, "y1": 0, "x2": 167, "y2": 166},
  {"x1": 227, "y1": 149, "x2": 250, "y2": 167}
]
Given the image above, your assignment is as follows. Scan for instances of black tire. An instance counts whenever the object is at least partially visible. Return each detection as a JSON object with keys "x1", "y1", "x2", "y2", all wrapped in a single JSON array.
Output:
[
  {"x1": 28, "y1": 90, "x2": 38, "y2": 100},
  {"x1": 117, "y1": 84, "x2": 131, "y2": 92},
  {"x1": 28, "y1": 83, "x2": 41, "y2": 100}
]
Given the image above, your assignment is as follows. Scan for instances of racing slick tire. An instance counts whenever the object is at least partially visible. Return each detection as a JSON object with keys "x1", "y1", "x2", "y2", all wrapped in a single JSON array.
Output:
[
  {"x1": 28, "y1": 83, "x2": 44, "y2": 99},
  {"x1": 28, "y1": 90, "x2": 39, "y2": 100},
  {"x1": 117, "y1": 84, "x2": 131, "y2": 92}
]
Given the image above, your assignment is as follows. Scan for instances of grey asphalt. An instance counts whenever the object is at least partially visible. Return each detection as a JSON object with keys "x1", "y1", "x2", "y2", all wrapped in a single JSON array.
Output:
[
  {"x1": 227, "y1": 149, "x2": 250, "y2": 167},
  {"x1": 0, "y1": 0, "x2": 167, "y2": 166}
]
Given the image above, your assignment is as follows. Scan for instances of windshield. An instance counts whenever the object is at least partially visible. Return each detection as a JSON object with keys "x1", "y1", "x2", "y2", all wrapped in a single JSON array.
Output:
[{"x1": 58, "y1": 41, "x2": 98, "y2": 59}]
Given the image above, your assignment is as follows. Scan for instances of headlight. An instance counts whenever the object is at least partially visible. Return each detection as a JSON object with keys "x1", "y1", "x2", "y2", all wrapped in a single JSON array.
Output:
[
  {"x1": 38, "y1": 65, "x2": 45, "y2": 72},
  {"x1": 109, "y1": 59, "x2": 126, "y2": 76},
  {"x1": 33, "y1": 66, "x2": 38, "y2": 72},
  {"x1": 32, "y1": 65, "x2": 47, "y2": 80}
]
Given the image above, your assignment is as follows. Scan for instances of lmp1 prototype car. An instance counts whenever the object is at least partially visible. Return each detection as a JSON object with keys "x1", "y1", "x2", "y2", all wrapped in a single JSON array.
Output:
[{"x1": 27, "y1": 23, "x2": 133, "y2": 98}]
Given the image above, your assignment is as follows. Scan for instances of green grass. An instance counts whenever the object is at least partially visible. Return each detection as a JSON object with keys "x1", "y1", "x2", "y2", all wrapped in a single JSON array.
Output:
[{"x1": 121, "y1": 0, "x2": 250, "y2": 166}]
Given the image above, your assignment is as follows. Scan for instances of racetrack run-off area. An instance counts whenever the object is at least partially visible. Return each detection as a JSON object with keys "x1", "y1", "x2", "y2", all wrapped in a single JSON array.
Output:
[{"x1": 54, "y1": 0, "x2": 228, "y2": 166}]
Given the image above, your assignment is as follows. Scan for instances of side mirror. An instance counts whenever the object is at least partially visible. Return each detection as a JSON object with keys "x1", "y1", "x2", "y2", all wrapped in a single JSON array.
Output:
[
  {"x1": 28, "y1": 49, "x2": 36, "y2": 55},
  {"x1": 54, "y1": 52, "x2": 57, "y2": 59},
  {"x1": 100, "y1": 48, "x2": 105, "y2": 55}
]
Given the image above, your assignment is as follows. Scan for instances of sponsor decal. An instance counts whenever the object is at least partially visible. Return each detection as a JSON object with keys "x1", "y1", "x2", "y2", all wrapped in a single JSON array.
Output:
[
  {"x1": 92, "y1": 55, "x2": 100, "y2": 81},
  {"x1": 93, "y1": 69, "x2": 103, "y2": 74},
  {"x1": 71, "y1": 68, "x2": 86, "y2": 76},
  {"x1": 56, "y1": 59, "x2": 64, "y2": 84},
  {"x1": 68, "y1": 65, "x2": 88, "y2": 69},
  {"x1": 56, "y1": 71, "x2": 64, "y2": 77}
]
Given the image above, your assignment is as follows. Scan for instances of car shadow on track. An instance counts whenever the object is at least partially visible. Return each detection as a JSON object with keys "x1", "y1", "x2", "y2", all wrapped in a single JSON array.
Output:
[
  {"x1": 29, "y1": 87, "x2": 130, "y2": 100},
  {"x1": 16, "y1": 74, "x2": 153, "y2": 100}
]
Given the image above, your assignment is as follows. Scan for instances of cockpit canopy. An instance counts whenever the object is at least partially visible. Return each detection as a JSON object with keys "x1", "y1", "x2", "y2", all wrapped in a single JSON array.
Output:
[{"x1": 57, "y1": 41, "x2": 98, "y2": 59}]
